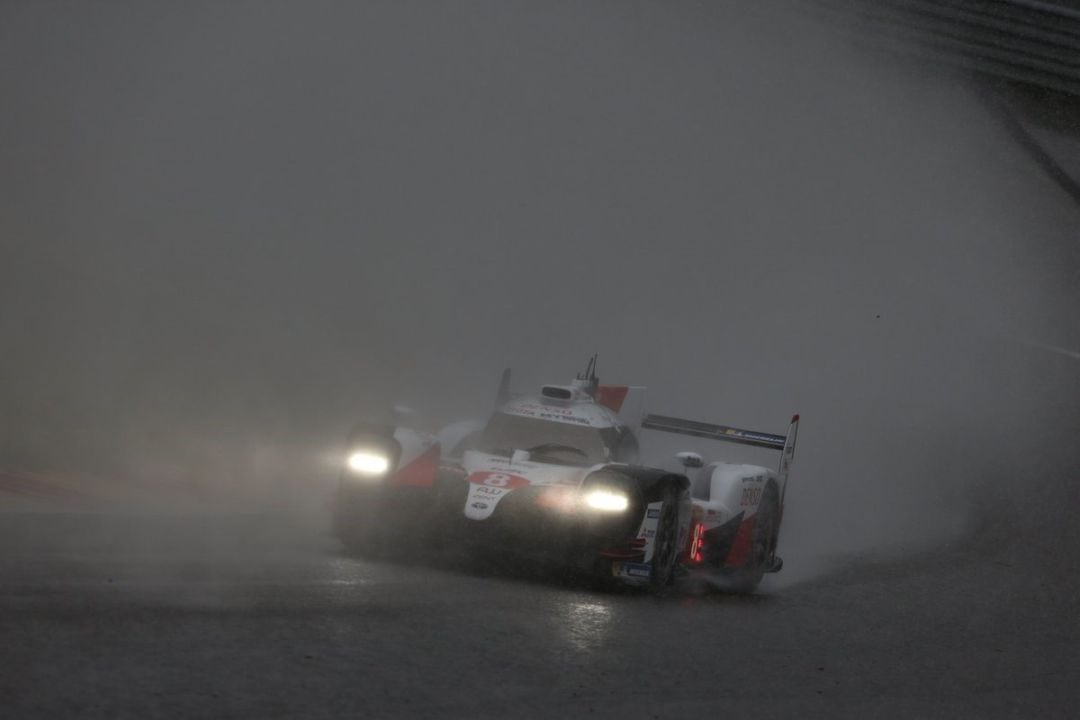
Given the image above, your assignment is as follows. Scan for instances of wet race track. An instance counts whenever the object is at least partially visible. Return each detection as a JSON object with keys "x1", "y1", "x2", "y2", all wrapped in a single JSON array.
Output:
[
  {"x1": 2, "y1": 511, "x2": 1076, "y2": 719},
  {"x1": 3, "y1": 3, "x2": 1080, "y2": 718}
]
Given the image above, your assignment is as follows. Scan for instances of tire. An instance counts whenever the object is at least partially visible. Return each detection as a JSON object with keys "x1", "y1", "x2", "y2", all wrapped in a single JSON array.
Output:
[
  {"x1": 727, "y1": 484, "x2": 779, "y2": 593},
  {"x1": 649, "y1": 487, "x2": 680, "y2": 594}
]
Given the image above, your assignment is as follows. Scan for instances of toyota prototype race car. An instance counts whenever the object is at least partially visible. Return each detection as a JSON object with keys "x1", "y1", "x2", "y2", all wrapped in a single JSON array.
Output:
[{"x1": 334, "y1": 358, "x2": 800, "y2": 592}]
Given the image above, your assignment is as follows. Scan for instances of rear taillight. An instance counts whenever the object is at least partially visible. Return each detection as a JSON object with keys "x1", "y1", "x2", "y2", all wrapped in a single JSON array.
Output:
[{"x1": 687, "y1": 518, "x2": 705, "y2": 565}]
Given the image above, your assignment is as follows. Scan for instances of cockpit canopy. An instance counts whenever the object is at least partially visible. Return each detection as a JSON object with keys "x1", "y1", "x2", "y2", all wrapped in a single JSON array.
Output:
[{"x1": 480, "y1": 409, "x2": 639, "y2": 465}]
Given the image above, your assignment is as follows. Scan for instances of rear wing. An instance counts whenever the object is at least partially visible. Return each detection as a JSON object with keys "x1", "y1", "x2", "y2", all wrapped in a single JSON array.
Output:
[{"x1": 642, "y1": 413, "x2": 800, "y2": 484}]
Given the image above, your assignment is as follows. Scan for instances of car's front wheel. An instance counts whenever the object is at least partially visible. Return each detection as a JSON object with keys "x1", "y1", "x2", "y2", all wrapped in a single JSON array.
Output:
[{"x1": 649, "y1": 487, "x2": 680, "y2": 594}]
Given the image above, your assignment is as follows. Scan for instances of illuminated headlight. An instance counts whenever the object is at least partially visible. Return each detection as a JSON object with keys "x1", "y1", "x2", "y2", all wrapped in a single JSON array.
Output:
[
  {"x1": 346, "y1": 450, "x2": 391, "y2": 476},
  {"x1": 583, "y1": 488, "x2": 630, "y2": 512}
]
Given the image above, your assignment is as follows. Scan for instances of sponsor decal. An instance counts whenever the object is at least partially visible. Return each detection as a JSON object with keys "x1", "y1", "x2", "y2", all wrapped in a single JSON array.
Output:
[
  {"x1": 740, "y1": 487, "x2": 763, "y2": 507},
  {"x1": 543, "y1": 414, "x2": 590, "y2": 425},
  {"x1": 512, "y1": 402, "x2": 574, "y2": 416},
  {"x1": 637, "y1": 501, "x2": 664, "y2": 562},
  {"x1": 464, "y1": 472, "x2": 529, "y2": 521},
  {"x1": 723, "y1": 427, "x2": 783, "y2": 445},
  {"x1": 504, "y1": 402, "x2": 605, "y2": 427},
  {"x1": 614, "y1": 561, "x2": 652, "y2": 579},
  {"x1": 467, "y1": 471, "x2": 529, "y2": 489}
]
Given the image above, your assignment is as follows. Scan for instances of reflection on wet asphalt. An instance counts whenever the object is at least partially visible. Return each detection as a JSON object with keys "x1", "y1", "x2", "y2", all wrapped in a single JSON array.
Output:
[{"x1": 0, "y1": 512, "x2": 1075, "y2": 719}]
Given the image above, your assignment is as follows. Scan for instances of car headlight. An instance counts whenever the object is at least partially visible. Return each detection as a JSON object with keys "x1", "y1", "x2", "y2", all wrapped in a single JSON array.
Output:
[
  {"x1": 583, "y1": 488, "x2": 630, "y2": 512},
  {"x1": 346, "y1": 450, "x2": 391, "y2": 476}
]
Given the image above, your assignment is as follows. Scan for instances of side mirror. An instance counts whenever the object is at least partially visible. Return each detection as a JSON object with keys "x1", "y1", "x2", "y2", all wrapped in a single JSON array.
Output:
[{"x1": 675, "y1": 451, "x2": 704, "y2": 469}]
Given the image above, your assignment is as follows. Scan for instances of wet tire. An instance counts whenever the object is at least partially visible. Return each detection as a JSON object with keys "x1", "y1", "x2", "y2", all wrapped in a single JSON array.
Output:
[
  {"x1": 649, "y1": 487, "x2": 680, "y2": 594},
  {"x1": 726, "y1": 484, "x2": 779, "y2": 593}
]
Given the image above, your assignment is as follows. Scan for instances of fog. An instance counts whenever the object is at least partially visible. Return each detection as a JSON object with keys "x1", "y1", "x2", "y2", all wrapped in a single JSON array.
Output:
[{"x1": 2, "y1": 1, "x2": 1078, "y2": 573}]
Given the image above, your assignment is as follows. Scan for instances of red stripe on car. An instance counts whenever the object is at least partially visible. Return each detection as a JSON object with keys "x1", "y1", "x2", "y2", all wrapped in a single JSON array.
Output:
[
  {"x1": 391, "y1": 444, "x2": 441, "y2": 487},
  {"x1": 595, "y1": 385, "x2": 630, "y2": 413},
  {"x1": 724, "y1": 514, "x2": 757, "y2": 567}
]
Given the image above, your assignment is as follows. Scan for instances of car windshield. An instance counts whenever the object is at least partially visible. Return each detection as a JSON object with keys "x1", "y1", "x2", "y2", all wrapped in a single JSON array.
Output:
[{"x1": 481, "y1": 412, "x2": 612, "y2": 464}]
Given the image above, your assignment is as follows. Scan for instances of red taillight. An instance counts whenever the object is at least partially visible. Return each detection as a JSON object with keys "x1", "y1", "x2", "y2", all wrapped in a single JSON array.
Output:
[{"x1": 688, "y1": 520, "x2": 705, "y2": 564}]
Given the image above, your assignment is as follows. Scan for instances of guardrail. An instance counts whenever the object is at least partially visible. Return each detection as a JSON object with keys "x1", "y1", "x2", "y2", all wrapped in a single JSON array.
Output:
[{"x1": 804, "y1": 0, "x2": 1080, "y2": 96}]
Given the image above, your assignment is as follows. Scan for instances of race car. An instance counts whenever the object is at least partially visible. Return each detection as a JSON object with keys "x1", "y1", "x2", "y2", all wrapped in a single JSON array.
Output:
[{"x1": 334, "y1": 358, "x2": 799, "y2": 592}]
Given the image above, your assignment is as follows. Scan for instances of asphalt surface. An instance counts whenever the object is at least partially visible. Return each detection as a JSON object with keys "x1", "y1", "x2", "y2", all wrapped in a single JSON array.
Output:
[{"x1": 1, "y1": 511, "x2": 1076, "y2": 719}]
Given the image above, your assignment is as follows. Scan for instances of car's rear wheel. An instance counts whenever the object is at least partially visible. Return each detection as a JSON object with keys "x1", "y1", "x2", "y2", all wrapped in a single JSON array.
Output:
[{"x1": 726, "y1": 484, "x2": 779, "y2": 593}]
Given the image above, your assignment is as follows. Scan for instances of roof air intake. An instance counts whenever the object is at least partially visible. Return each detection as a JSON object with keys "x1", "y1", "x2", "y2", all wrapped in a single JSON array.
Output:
[{"x1": 540, "y1": 385, "x2": 574, "y2": 400}]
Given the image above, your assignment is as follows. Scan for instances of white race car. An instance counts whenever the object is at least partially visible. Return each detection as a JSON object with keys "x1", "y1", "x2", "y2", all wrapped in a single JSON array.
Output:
[{"x1": 334, "y1": 359, "x2": 799, "y2": 592}]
